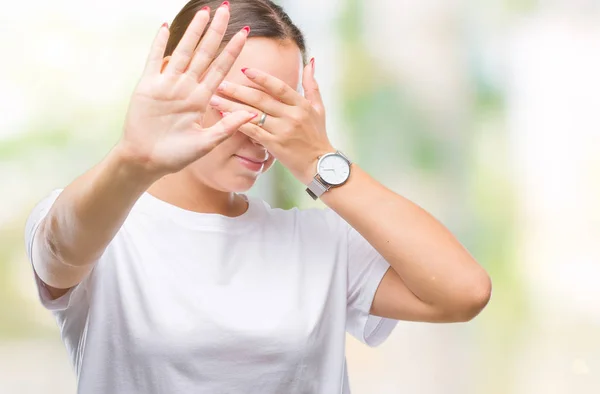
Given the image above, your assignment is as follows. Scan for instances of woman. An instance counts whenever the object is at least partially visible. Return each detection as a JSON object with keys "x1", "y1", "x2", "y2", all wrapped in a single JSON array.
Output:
[{"x1": 24, "y1": 1, "x2": 491, "y2": 393}]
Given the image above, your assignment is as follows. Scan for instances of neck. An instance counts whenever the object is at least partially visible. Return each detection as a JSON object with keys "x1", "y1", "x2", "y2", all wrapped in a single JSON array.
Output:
[{"x1": 147, "y1": 171, "x2": 248, "y2": 218}]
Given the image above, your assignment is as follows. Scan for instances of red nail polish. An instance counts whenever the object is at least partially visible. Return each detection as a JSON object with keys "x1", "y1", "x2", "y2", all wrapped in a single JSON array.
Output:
[
  {"x1": 219, "y1": 111, "x2": 225, "y2": 117},
  {"x1": 250, "y1": 113, "x2": 258, "y2": 119},
  {"x1": 310, "y1": 57, "x2": 315, "y2": 69},
  {"x1": 242, "y1": 26, "x2": 251, "y2": 35},
  {"x1": 201, "y1": 6, "x2": 210, "y2": 12},
  {"x1": 162, "y1": 22, "x2": 169, "y2": 28},
  {"x1": 241, "y1": 68, "x2": 248, "y2": 73},
  {"x1": 221, "y1": 1, "x2": 229, "y2": 8}
]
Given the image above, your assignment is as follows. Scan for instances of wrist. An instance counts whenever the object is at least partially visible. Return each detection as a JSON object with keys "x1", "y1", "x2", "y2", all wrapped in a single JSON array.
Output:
[
  {"x1": 301, "y1": 158, "x2": 319, "y2": 186},
  {"x1": 304, "y1": 149, "x2": 354, "y2": 200},
  {"x1": 110, "y1": 142, "x2": 163, "y2": 189}
]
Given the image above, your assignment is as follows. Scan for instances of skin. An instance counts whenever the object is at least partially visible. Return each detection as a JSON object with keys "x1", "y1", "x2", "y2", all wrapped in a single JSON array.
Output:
[
  {"x1": 146, "y1": 36, "x2": 300, "y2": 216},
  {"x1": 32, "y1": 4, "x2": 491, "y2": 324}
]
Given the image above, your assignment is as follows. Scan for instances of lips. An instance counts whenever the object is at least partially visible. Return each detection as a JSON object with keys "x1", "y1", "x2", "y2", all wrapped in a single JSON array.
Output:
[{"x1": 235, "y1": 154, "x2": 268, "y2": 164}]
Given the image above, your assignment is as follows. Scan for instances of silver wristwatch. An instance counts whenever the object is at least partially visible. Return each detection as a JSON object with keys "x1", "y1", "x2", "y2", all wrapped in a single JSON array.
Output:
[{"x1": 305, "y1": 151, "x2": 352, "y2": 200}]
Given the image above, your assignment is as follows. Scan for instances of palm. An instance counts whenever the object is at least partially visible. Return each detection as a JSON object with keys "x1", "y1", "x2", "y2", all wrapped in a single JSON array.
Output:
[
  {"x1": 120, "y1": 6, "x2": 254, "y2": 176},
  {"x1": 124, "y1": 82, "x2": 207, "y2": 169}
]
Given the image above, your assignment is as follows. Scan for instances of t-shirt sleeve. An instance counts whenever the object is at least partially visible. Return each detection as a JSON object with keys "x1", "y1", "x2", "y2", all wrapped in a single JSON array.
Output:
[
  {"x1": 24, "y1": 189, "x2": 85, "y2": 311},
  {"x1": 342, "y1": 215, "x2": 398, "y2": 347}
]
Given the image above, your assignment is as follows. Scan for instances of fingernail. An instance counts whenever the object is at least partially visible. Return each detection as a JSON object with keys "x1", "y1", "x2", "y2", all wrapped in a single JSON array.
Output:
[
  {"x1": 217, "y1": 82, "x2": 227, "y2": 91},
  {"x1": 201, "y1": 6, "x2": 210, "y2": 12},
  {"x1": 210, "y1": 96, "x2": 222, "y2": 106},
  {"x1": 242, "y1": 26, "x2": 251, "y2": 35},
  {"x1": 310, "y1": 57, "x2": 315, "y2": 73},
  {"x1": 250, "y1": 113, "x2": 258, "y2": 119},
  {"x1": 162, "y1": 22, "x2": 169, "y2": 29},
  {"x1": 221, "y1": 1, "x2": 229, "y2": 8},
  {"x1": 242, "y1": 68, "x2": 257, "y2": 79},
  {"x1": 219, "y1": 111, "x2": 225, "y2": 117}
]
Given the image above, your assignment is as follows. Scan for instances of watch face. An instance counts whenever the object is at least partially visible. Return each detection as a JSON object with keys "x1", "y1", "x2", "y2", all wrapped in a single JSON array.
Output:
[{"x1": 318, "y1": 154, "x2": 350, "y2": 185}]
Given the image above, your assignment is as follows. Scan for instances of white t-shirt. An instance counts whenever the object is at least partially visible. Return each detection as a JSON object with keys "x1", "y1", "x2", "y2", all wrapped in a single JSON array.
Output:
[{"x1": 25, "y1": 189, "x2": 397, "y2": 394}]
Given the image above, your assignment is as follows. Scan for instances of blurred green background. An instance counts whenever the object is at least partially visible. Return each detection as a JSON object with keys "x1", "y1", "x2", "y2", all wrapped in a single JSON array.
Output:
[{"x1": 1, "y1": 0, "x2": 600, "y2": 393}]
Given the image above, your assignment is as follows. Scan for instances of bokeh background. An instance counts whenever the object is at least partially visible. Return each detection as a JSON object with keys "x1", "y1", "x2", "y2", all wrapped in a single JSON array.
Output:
[{"x1": 1, "y1": 0, "x2": 599, "y2": 392}]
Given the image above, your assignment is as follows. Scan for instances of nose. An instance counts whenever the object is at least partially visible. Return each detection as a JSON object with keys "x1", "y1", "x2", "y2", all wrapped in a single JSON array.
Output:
[{"x1": 249, "y1": 137, "x2": 265, "y2": 148}]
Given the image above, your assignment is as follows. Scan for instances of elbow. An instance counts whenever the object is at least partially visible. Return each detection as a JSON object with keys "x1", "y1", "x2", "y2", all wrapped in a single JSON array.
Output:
[{"x1": 448, "y1": 273, "x2": 492, "y2": 323}]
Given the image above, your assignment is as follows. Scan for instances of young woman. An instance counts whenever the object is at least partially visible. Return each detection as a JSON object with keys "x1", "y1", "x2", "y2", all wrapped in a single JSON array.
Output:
[{"x1": 24, "y1": 1, "x2": 492, "y2": 393}]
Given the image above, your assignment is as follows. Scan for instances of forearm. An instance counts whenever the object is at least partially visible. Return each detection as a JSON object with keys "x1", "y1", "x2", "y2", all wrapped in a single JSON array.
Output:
[
  {"x1": 35, "y1": 144, "x2": 155, "y2": 288},
  {"x1": 321, "y1": 165, "x2": 491, "y2": 311}
]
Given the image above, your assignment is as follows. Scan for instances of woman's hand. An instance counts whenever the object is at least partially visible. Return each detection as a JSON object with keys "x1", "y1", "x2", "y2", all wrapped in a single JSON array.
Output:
[
  {"x1": 208, "y1": 59, "x2": 334, "y2": 184},
  {"x1": 119, "y1": 4, "x2": 256, "y2": 179}
]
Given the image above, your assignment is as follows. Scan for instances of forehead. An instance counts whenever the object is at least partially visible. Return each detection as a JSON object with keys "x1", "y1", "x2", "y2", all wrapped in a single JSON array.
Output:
[{"x1": 226, "y1": 37, "x2": 303, "y2": 91}]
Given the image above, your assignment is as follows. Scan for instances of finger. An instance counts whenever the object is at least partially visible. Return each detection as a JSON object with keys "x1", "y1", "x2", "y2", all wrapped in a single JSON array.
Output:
[
  {"x1": 143, "y1": 23, "x2": 170, "y2": 77},
  {"x1": 201, "y1": 110, "x2": 257, "y2": 148},
  {"x1": 216, "y1": 81, "x2": 287, "y2": 117},
  {"x1": 210, "y1": 96, "x2": 283, "y2": 131},
  {"x1": 200, "y1": 28, "x2": 249, "y2": 95},
  {"x1": 209, "y1": 95, "x2": 256, "y2": 116},
  {"x1": 165, "y1": 8, "x2": 211, "y2": 75},
  {"x1": 302, "y1": 57, "x2": 325, "y2": 113},
  {"x1": 237, "y1": 123, "x2": 276, "y2": 145},
  {"x1": 186, "y1": 4, "x2": 235, "y2": 80},
  {"x1": 241, "y1": 68, "x2": 303, "y2": 106}
]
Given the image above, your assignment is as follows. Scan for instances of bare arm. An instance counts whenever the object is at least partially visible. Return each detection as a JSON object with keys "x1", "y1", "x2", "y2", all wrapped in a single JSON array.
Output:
[
  {"x1": 32, "y1": 147, "x2": 153, "y2": 297},
  {"x1": 30, "y1": 5, "x2": 256, "y2": 298},
  {"x1": 321, "y1": 166, "x2": 492, "y2": 323}
]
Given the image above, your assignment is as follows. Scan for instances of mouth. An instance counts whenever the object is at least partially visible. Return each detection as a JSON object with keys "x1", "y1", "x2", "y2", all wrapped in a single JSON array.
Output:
[
  {"x1": 234, "y1": 154, "x2": 268, "y2": 172},
  {"x1": 234, "y1": 154, "x2": 268, "y2": 164}
]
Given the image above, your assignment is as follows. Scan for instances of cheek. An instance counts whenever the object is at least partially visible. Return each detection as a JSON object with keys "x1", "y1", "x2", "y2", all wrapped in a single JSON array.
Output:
[{"x1": 205, "y1": 131, "x2": 245, "y2": 159}]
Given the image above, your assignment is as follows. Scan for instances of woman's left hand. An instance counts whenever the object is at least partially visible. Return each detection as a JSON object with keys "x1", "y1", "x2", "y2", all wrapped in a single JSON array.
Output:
[{"x1": 208, "y1": 59, "x2": 334, "y2": 184}]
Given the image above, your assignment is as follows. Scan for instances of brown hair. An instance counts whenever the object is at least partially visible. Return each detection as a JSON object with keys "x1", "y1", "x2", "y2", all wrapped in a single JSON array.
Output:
[{"x1": 165, "y1": 0, "x2": 307, "y2": 64}]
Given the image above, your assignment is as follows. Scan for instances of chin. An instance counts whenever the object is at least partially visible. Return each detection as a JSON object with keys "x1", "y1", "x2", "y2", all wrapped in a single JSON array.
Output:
[
  {"x1": 224, "y1": 174, "x2": 262, "y2": 193},
  {"x1": 226, "y1": 159, "x2": 274, "y2": 193},
  {"x1": 189, "y1": 158, "x2": 274, "y2": 193}
]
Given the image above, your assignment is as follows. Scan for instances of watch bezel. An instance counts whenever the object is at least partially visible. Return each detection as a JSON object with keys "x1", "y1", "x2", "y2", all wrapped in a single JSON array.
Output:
[{"x1": 316, "y1": 152, "x2": 351, "y2": 187}]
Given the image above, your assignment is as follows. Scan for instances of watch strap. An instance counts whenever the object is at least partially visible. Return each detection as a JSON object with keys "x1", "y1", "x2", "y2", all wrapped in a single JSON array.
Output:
[
  {"x1": 306, "y1": 177, "x2": 330, "y2": 200},
  {"x1": 337, "y1": 150, "x2": 352, "y2": 165}
]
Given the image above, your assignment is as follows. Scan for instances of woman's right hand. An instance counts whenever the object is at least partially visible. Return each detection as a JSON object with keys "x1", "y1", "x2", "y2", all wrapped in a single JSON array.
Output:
[{"x1": 119, "y1": 4, "x2": 255, "y2": 178}]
